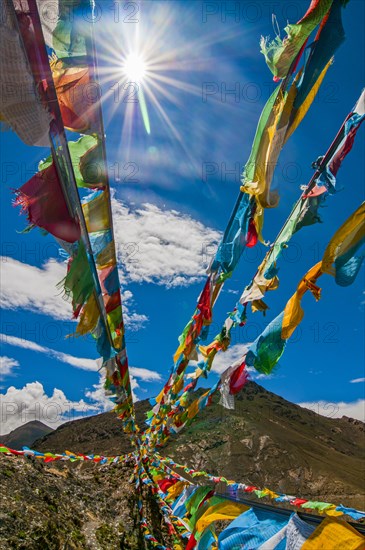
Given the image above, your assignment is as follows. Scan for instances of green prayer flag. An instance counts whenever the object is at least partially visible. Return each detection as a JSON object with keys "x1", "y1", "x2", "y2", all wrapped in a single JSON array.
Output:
[{"x1": 62, "y1": 240, "x2": 95, "y2": 313}]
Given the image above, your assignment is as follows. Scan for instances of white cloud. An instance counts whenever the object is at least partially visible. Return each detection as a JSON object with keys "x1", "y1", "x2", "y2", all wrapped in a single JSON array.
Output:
[
  {"x1": 298, "y1": 400, "x2": 365, "y2": 422},
  {"x1": 350, "y1": 378, "x2": 365, "y2": 384},
  {"x1": 121, "y1": 290, "x2": 148, "y2": 329},
  {"x1": 129, "y1": 367, "x2": 161, "y2": 381},
  {"x1": 0, "y1": 381, "x2": 100, "y2": 435},
  {"x1": 83, "y1": 368, "x2": 150, "y2": 409},
  {"x1": 0, "y1": 201, "x2": 219, "y2": 333},
  {"x1": 0, "y1": 356, "x2": 19, "y2": 377},
  {"x1": 0, "y1": 257, "x2": 147, "y2": 328},
  {"x1": 210, "y1": 344, "x2": 250, "y2": 374},
  {"x1": 112, "y1": 200, "x2": 220, "y2": 287},
  {"x1": 85, "y1": 365, "x2": 161, "y2": 409},
  {"x1": 0, "y1": 334, "x2": 98, "y2": 372},
  {"x1": 0, "y1": 257, "x2": 70, "y2": 320},
  {"x1": 84, "y1": 372, "x2": 115, "y2": 412}
]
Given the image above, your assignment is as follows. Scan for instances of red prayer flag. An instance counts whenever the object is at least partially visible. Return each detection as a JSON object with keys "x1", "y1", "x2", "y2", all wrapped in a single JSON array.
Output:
[
  {"x1": 15, "y1": 163, "x2": 81, "y2": 243},
  {"x1": 229, "y1": 362, "x2": 249, "y2": 395}
]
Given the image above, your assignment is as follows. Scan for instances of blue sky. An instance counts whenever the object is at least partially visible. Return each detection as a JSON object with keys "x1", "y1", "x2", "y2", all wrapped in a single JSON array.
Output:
[{"x1": 1, "y1": 0, "x2": 364, "y2": 435}]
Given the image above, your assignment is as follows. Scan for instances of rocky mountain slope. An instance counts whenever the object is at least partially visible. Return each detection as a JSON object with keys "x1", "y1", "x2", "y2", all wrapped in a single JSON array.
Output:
[
  {"x1": 166, "y1": 382, "x2": 365, "y2": 509},
  {"x1": 0, "y1": 456, "x2": 169, "y2": 550}
]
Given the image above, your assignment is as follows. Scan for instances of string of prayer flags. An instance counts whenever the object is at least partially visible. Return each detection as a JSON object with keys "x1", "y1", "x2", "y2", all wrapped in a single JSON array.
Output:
[
  {"x1": 241, "y1": 0, "x2": 348, "y2": 233},
  {"x1": 151, "y1": 454, "x2": 365, "y2": 520},
  {"x1": 11, "y1": 0, "x2": 128, "y2": 366},
  {"x1": 239, "y1": 0, "x2": 350, "y2": 248},
  {"x1": 217, "y1": 202, "x2": 365, "y2": 383},
  {"x1": 159, "y1": 209, "x2": 364, "y2": 432},
  {"x1": 0, "y1": 444, "x2": 133, "y2": 465},
  {"x1": 241, "y1": 88, "x2": 365, "y2": 311}
]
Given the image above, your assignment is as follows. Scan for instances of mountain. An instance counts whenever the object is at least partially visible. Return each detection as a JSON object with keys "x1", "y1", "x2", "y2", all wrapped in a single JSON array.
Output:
[
  {"x1": 34, "y1": 381, "x2": 365, "y2": 509},
  {"x1": 33, "y1": 399, "x2": 151, "y2": 455},
  {"x1": 1, "y1": 421, "x2": 53, "y2": 449},
  {"x1": 0, "y1": 382, "x2": 364, "y2": 549},
  {"x1": 166, "y1": 382, "x2": 365, "y2": 510}
]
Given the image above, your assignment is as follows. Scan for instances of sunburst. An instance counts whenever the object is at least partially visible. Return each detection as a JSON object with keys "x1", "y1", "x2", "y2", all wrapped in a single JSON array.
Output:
[{"x1": 94, "y1": 2, "x2": 246, "y2": 171}]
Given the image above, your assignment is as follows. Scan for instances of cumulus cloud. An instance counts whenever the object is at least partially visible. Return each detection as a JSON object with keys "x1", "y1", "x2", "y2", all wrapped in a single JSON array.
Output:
[
  {"x1": 0, "y1": 356, "x2": 19, "y2": 377},
  {"x1": 0, "y1": 381, "x2": 99, "y2": 435},
  {"x1": 0, "y1": 257, "x2": 70, "y2": 320},
  {"x1": 298, "y1": 400, "x2": 365, "y2": 422},
  {"x1": 0, "y1": 360, "x2": 162, "y2": 435},
  {"x1": 112, "y1": 200, "x2": 220, "y2": 287},
  {"x1": 0, "y1": 257, "x2": 147, "y2": 328},
  {"x1": 210, "y1": 344, "x2": 250, "y2": 375}
]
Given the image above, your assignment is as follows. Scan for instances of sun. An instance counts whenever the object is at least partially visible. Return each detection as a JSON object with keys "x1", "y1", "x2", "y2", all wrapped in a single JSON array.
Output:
[{"x1": 122, "y1": 53, "x2": 147, "y2": 83}]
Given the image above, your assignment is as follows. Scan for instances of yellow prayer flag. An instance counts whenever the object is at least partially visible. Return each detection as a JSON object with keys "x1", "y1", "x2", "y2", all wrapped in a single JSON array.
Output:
[
  {"x1": 322, "y1": 203, "x2": 365, "y2": 275},
  {"x1": 166, "y1": 481, "x2": 188, "y2": 501},
  {"x1": 282, "y1": 262, "x2": 322, "y2": 340},
  {"x1": 82, "y1": 192, "x2": 110, "y2": 233},
  {"x1": 195, "y1": 501, "x2": 249, "y2": 535},
  {"x1": 76, "y1": 293, "x2": 99, "y2": 336},
  {"x1": 301, "y1": 517, "x2": 365, "y2": 549}
]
